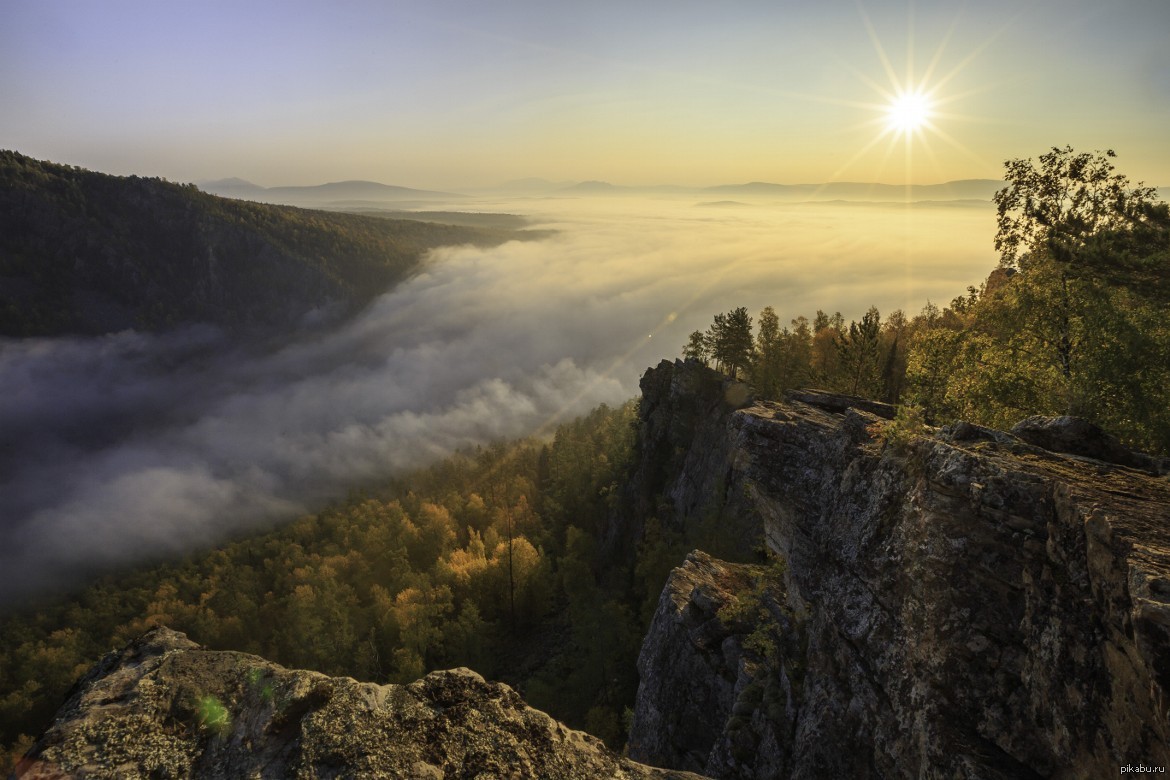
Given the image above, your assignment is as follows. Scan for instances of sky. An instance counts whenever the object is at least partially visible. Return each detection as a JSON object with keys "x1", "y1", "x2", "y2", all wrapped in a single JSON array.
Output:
[{"x1": 3, "y1": 0, "x2": 1169, "y2": 188}]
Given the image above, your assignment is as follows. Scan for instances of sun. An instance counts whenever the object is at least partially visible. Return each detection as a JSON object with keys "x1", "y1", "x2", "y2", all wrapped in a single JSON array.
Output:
[
  {"x1": 815, "y1": 6, "x2": 993, "y2": 183},
  {"x1": 886, "y1": 90, "x2": 933, "y2": 135}
]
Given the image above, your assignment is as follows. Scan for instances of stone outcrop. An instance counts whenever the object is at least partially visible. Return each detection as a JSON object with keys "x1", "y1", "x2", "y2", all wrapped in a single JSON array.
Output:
[
  {"x1": 628, "y1": 359, "x2": 1170, "y2": 779},
  {"x1": 1010, "y1": 415, "x2": 1167, "y2": 473},
  {"x1": 630, "y1": 551, "x2": 803, "y2": 779},
  {"x1": 14, "y1": 627, "x2": 702, "y2": 780}
]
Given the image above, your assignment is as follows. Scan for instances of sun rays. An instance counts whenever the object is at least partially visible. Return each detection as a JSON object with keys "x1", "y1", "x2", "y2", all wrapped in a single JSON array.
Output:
[{"x1": 821, "y1": 5, "x2": 1006, "y2": 186}]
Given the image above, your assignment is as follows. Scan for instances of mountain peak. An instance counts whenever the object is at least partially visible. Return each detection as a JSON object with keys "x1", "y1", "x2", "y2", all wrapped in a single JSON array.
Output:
[{"x1": 197, "y1": 177, "x2": 262, "y2": 190}]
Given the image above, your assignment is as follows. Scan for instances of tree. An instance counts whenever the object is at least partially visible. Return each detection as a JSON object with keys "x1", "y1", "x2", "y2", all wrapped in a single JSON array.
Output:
[
  {"x1": 707, "y1": 307, "x2": 753, "y2": 379},
  {"x1": 878, "y1": 309, "x2": 908, "y2": 403},
  {"x1": 753, "y1": 313, "x2": 815, "y2": 398},
  {"x1": 780, "y1": 315, "x2": 814, "y2": 390},
  {"x1": 994, "y1": 146, "x2": 1161, "y2": 273},
  {"x1": 835, "y1": 306, "x2": 882, "y2": 396},
  {"x1": 682, "y1": 330, "x2": 709, "y2": 363},
  {"x1": 903, "y1": 148, "x2": 1170, "y2": 452},
  {"x1": 390, "y1": 582, "x2": 453, "y2": 663},
  {"x1": 993, "y1": 147, "x2": 1166, "y2": 397},
  {"x1": 812, "y1": 310, "x2": 830, "y2": 333},
  {"x1": 810, "y1": 310, "x2": 844, "y2": 385},
  {"x1": 751, "y1": 307, "x2": 783, "y2": 397},
  {"x1": 904, "y1": 327, "x2": 964, "y2": 420},
  {"x1": 994, "y1": 147, "x2": 1164, "y2": 382}
]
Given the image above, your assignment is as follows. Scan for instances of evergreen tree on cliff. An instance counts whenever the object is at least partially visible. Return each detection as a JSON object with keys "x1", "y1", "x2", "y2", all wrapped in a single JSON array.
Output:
[
  {"x1": 682, "y1": 330, "x2": 710, "y2": 364},
  {"x1": 706, "y1": 307, "x2": 753, "y2": 380}
]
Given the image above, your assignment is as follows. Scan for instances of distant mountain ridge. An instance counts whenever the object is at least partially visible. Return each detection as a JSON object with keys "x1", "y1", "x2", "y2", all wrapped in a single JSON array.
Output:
[
  {"x1": 491, "y1": 177, "x2": 576, "y2": 194},
  {"x1": 199, "y1": 178, "x2": 464, "y2": 206},
  {"x1": 203, "y1": 175, "x2": 1003, "y2": 203},
  {"x1": 703, "y1": 178, "x2": 1002, "y2": 200},
  {"x1": 199, "y1": 176, "x2": 259, "y2": 191},
  {"x1": 544, "y1": 178, "x2": 1002, "y2": 201}
]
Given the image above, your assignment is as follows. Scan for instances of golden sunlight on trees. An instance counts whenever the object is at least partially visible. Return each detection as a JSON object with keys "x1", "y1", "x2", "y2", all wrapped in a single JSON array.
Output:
[
  {"x1": 688, "y1": 307, "x2": 754, "y2": 379},
  {"x1": 390, "y1": 584, "x2": 454, "y2": 681},
  {"x1": 677, "y1": 148, "x2": 1168, "y2": 455},
  {"x1": 993, "y1": 147, "x2": 1163, "y2": 273},
  {"x1": 902, "y1": 148, "x2": 1170, "y2": 451},
  {"x1": 0, "y1": 401, "x2": 653, "y2": 767},
  {"x1": 686, "y1": 304, "x2": 906, "y2": 403}
]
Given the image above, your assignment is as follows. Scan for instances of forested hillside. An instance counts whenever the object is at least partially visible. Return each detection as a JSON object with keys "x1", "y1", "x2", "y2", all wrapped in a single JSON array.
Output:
[
  {"x1": 1, "y1": 402, "x2": 723, "y2": 771},
  {"x1": 0, "y1": 151, "x2": 524, "y2": 336}
]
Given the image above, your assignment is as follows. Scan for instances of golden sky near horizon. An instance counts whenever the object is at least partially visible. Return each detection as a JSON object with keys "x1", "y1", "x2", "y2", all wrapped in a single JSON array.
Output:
[{"x1": 2, "y1": 0, "x2": 1169, "y2": 189}]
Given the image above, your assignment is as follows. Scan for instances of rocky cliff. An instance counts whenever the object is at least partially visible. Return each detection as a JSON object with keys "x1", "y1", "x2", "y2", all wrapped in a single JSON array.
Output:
[
  {"x1": 13, "y1": 627, "x2": 701, "y2": 780},
  {"x1": 627, "y1": 359, "x2": 1170, "y2": 778}
]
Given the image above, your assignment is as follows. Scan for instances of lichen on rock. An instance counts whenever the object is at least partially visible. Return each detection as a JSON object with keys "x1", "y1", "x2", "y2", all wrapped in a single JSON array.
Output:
[{"x1": 14, "y1": 627, "x2": 704, "y2": 780}]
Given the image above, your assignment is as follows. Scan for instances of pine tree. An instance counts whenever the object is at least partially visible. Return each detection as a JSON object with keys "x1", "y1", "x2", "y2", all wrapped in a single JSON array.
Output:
[
  {"x1": 708, "y1": 307, "x2": 753, "y2": 379},
  {"x1": 751, "y1": 306, "x2": 783, "y2": 396},
  {"x1": 682, "y1": 330, "x2": 709, "y2": 363},
  {"x1": 835, "y1": 307, "x2": 882, "y2": 396}
]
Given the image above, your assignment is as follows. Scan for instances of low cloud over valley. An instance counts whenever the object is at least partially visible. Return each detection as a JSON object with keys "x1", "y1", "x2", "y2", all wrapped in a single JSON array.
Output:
[{"x1": 0, "y1": 196, "x2": 997, "y2": 603}]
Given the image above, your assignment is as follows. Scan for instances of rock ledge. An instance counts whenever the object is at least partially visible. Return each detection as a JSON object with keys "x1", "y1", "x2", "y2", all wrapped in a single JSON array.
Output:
[{"x1": 15, "y1": 627, "x2": 703, "y2": 780}]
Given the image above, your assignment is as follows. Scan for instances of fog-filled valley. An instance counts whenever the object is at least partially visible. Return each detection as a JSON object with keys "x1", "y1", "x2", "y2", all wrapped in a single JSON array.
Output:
[{"x1": 0, "y1": 192, "x2": 997, "y2": 605}]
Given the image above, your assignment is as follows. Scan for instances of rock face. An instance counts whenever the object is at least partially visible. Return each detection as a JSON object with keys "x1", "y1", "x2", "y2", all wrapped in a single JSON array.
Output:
[
  {"x1": 629, "y1": 551, "x2": 803, "y2": 779},
  {"x1": 628, "y1": 359, "x2": 1170, "y2": 779},
  {"x1": 14, "y1": 627, "x2": 702, "y2": 780}
]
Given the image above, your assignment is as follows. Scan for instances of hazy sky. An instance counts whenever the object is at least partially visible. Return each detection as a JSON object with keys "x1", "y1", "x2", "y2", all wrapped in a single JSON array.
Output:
[{"x1": 3, "y1": 0, "x2": 1168, "y2": 188}]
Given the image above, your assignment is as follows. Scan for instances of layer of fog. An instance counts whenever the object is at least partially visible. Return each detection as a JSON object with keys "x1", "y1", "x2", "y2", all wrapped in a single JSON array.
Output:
[{"x1": 0, "y1": 196, "x2": 997, "y2": 605}]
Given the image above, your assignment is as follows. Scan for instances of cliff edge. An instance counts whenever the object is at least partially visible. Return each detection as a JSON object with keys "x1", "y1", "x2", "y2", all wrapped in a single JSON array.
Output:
[
  {"x1": 627, "y1": 359, "x2": 1170, "y2": 778},
  {"x1": 13, "y1": 627, "x2": 702, "y2": 780}
]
